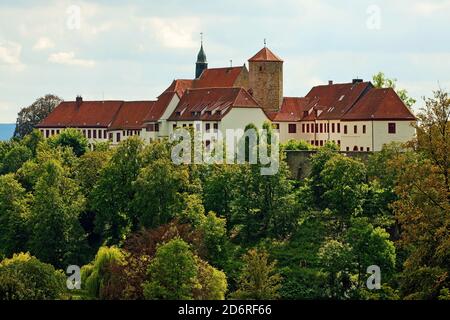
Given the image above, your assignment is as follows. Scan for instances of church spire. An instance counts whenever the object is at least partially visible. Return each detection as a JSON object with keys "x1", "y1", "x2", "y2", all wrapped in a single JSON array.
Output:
[{"x1": 196, "y1": 32, "x2": 208, "y2": 79}]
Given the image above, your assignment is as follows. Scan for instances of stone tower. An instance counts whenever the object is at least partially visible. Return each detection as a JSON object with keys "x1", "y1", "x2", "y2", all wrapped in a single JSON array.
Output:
[
  {"x1": 195, "y1": 38, "x2": 208, "y2": 79},
  {"x1": 248, "y1": 46, "x2": 283, "y2": 113}
]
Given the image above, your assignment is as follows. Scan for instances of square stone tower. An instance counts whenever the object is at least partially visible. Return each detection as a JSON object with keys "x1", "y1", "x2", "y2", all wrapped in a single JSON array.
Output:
[{"x1": 248, "y1": 47, "x2": 284, "y2": 113}]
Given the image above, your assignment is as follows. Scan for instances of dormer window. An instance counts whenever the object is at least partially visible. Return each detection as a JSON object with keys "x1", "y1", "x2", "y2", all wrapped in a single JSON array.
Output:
[
  {"x1": 303, "y1": 111, "x2": 308, "y2": 117},
  {"x1": 176, "y1": 111, "x2": 181, "y2": 116},
  {"x1": 216, "y1": 110, "x2": 221, "y2": 115}
]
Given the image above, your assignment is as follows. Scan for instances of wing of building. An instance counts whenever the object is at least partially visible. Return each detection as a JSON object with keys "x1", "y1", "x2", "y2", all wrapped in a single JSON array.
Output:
[{"x1": 37, "y1": 43, "x2": 416, "y2": 151}]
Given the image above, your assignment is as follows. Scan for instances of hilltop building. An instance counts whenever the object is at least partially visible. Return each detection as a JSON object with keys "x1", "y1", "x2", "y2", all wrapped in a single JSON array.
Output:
[{"x1": 37, "y1": 42, "x2": 416, "y2": 152}]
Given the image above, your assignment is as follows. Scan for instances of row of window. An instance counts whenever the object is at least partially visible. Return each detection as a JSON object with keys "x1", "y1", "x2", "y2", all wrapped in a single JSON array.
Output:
[
  {"x1": 41, "y1": 128, "x2": 142, "y2": 142},
  {"x1": 346, "y1": 146, "x2": 371, "y2": 152},
  {"x1": 309, "y1": 140, "x2": 372, "y2": 152},
  {"x1": 310, "y1": 140, "x2": 341, "y2": 147},
  {"x1": 172, "y1": 123, "x2": 219, "y2": 132},
  {"x1": 286, "y1": 123, "x2": 397, "y2": 134}
]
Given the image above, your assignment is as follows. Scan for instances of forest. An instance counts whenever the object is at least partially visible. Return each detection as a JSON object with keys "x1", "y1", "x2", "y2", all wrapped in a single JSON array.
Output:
[{"x1": 0, "y1": 89, "x2": 448, "y2": 300}]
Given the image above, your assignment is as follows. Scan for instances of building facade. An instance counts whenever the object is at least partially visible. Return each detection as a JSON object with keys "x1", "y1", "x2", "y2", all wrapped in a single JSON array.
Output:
[{"x1": 37, "y1": 43, "x2": 417, "y2": 151}]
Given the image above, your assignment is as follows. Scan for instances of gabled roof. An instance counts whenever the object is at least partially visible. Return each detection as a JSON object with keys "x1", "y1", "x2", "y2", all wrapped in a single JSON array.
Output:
[
  {"x1": 342, "y1": 88, "x2": 417, "y2": 121},
  {"x1": 248, "y1": 47, "x2": 283, "y2": 62},
  {"x1": 168, "y1": 87, "x2": 260, "y2": 121},
  {"x1": 163, "y1": 79, "x2": 195, "y2": 97},
  {"x1": 110, "y1": 101, "x2": 156, "y2": 130},
  {"x1": 195, "y1": 67, "x2": 245, "y2": 88},
  {"x1": 163, "y1": 66, "x2": 246, "y2": 97},
  {"x1": 272, "y1": 97, "x2": 310, "y2": 122},
  {"x1": 37, "y1": 101, "x2": 124, "y2": 128},
  {"x1": 143, "y1": 91, "x2": 177, "y2": 123},
  {"x1": 303, "y1": 81, "x2": 372, "y2": 120}
]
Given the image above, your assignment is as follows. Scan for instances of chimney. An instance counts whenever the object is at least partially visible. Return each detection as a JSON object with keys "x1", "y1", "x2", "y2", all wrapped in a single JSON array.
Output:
[
  {"x1": 352, "y1": 78, "x2": 363, "y2": 84},
  {"x1": 328, "y1": 80, "x2": 333, "y2": 85},
  {"x1": 76, "y1": 95, "x2": 83, "y2": 108}
]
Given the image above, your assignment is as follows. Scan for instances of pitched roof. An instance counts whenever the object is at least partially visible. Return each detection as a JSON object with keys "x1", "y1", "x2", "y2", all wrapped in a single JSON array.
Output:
[
  {"x1": 37, "y1": 101, "x2": 124, "y2": 128},
  {"x1": 342, "y1": 88, "x2": 417, "y2": 121},
  {"x1": 143, "y1": 91, "x2": 177, "y2": 123},
  {"x1": 302, "y1": 82, "x2": 372, "y2": 120},
  {"x1": 163, "y1": 79, "x2": 195, "y2": 97},
  {"x1": 248, "y1": 47, "x2": 283, "y2": 62},
  {"x1": 109, "y1": 101, "x2": 156, "y2": 130},
  {"x1": 195, "y1": 67, "x2": 244, "y2": 88},
  {"x1": 163, "y1": 66, "x2": 246, "y2": 97},
  {"x1": 168, "y1": 87, "x2": 260, "y2": 121},
  {"x1": 272, "y1": 97, "x2": 310, "y2": 122}
]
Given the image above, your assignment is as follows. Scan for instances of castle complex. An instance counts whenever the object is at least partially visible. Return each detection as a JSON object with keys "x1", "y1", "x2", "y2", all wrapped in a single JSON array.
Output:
[{"x1": 37, "y1": 42, "x2": 417, "y2": 152}]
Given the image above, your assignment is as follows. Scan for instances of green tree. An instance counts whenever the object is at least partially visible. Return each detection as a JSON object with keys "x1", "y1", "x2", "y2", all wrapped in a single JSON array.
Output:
[
  {"x1": 372, "y1": 72, "x2": 416, "y2": 107},
  {"x1": 391, "y1": 154, "x2": 450, "y2": 299},
  {"x1": 415, "y1": 88, "x2": 450, "y2": 194},
  {"x1": 309, "y1": 147, "x2": 339, "y2": 208},
  {"x1": 194, "y1": 258, "x2": 228, "y2": 300},
  {"x1": 345, "y1": 218, "x2": 396, "y2": 288},
  {"x1": 14, "y1": 94, "x2": 62, "y2": 139},
  {"x1": 0, "y1": 252, "x2": 65, "y2": 300},
  {"x1": 143, "y1": 238, "x2": 200, "y2": 300},
  {"x1": 91, "y1": 137, "x2": 143, "y2": 244},
  {"x1": 231, "y1": 160, "x2": 298, "y2": 243},
  {"x1": 22, "y1": 129, "x2": 44, "y2": 157},
  {"x1": 81, "y1": 246, "x2": 125, "y2": 299},
  {"x1": 0, "y1": 174, "x2": 31, "y2": 257},
  {"x1": 28, "y1": 159, "x2": 88, "y2": 268},
  {"x1": 317, "y1": 240, "x2": 353, "y2": 299},
  {"x1": 1, "y1": 143, "x2": 32, "y2": 174},
  {"x1": 48, "y1": 128, "x2": 89, "y2": 157},
  {"x1": 320, "y1": 155, "x2": 367, "y2": 221},
  {"x1": 132, "y1": 158, "x2": 189, "y2": 229},
  {"x1": 203, "y1": 164, "x2": 238, "y2": 224},
  {"x1": 232, "y1": 249, "x2": 282, "y2": 300}
]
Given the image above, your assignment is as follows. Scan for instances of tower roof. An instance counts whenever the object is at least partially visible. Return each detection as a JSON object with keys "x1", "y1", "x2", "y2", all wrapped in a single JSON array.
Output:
[
  {"x1": 248, "y1": 47, "x2": 283, "y2": 62},
  {"x1": 197, "y1": 44, "x2": 207, "y2": 63}
]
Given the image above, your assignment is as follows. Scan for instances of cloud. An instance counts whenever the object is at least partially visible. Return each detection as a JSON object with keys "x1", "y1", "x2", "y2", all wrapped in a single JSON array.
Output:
[
  {"x1": 409, "y1": 0, "x2": 450, "y2": 15},
  {"x1": 48, "y1": 51, "x2": 95, "y2": 67},
  {"x1": 0, "y1": 41, "x2": 23, "y2": 66},
  {"x1": 143, "y1": 17, "x2": 200, "y2": 49},
  {"x1": 33, "y1": 37, "x2": 55, "y2": 51}
]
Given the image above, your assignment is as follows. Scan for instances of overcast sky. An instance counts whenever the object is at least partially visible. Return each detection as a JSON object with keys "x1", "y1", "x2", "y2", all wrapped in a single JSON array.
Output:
[{"x1": 1, "y1": 0, "x2": 449, "y2": 123}]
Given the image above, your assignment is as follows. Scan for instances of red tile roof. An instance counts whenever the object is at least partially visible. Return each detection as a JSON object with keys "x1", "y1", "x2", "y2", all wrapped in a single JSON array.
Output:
[
  {"x1": 342, "y1": 88, "x2": 416, "y2": 121},
  {"x1": 163, "y1": 66, "x2": 246, "y2": 97},
  {"x1": 37, "y1": 101, "x2": 124, "y2": 128},
  {"x1": 143, "y1": 91, "x2": 177, "y2": 123},
  {"x1": 168, "y1": 87, "x2": 260, "y2": 121},
  {"x1": 195, "y1": 67, "x2": 244, "y2": 88},
  {"x1": 163, "y1": 79, "x2": 195, "y2": 97},
  {"x1": 109, "y1": 101, "x2": 156, "y2": 130},
  {"x1": 272, "y1": 97, "x2": 310, "y2": 122},
  {"x1": 248, "y1": 47, "x2": 283, "y2": 62},
  {"x1": 300, "y1": 82, "x2": 372, "y2": 120}
]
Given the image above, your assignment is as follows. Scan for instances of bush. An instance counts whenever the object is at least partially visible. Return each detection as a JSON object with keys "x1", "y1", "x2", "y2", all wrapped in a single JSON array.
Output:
[
  {"x1": 0, "y1": 252, "x2": 65, "y2": 300},
  {"x1": 281, "y1": 139, "x2": 313, "y2": 151}
]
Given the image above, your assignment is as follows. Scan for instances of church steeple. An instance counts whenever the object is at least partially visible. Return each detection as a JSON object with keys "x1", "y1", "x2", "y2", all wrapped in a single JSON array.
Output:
[{"x1": 195, "y1": 33, "x2": 208, "y2": 79}]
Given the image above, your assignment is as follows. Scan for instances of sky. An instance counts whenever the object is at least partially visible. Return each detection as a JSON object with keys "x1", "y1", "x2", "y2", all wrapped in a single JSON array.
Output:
[{"x1": 0, "y1": 0, "x2": 449, "y2": 123}]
